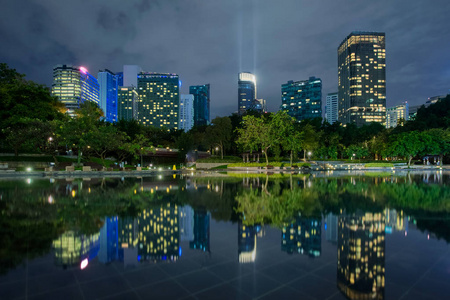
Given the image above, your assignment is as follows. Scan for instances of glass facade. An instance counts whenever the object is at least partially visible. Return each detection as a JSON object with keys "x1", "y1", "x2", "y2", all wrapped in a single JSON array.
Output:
[
  {"x1": 338, "y1": 32, "x2": 386, "y2": 127},
  {"x1": 52, "y1": 65, "x2": 99, "y2": 117},
  {"x1": 281, "y1": 77, "x2": 322, "y2": 122},
  {"x1": 137, "y1": 73, "x2": 179, "y2": 130},
  {"x1": 189, "y1": 84, "x2": 210, "y2": 126},
  {"x1": 98, "y1": 69, "x2": 119, "y2": 123},
  {"x1": 118, "y1": 87, "x2": 138, "y2": 121},
  {"x1": 238, "y1": 72, "x2": 256, "y2": 115}
]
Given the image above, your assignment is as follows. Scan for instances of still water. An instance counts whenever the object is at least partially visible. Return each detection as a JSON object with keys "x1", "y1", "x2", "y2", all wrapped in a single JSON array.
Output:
[{"x1": 1, "y1": 172, "x2": 449, "y2": 299}]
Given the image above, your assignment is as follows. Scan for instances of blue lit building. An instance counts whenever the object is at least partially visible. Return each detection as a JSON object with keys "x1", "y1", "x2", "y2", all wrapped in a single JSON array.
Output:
[
  {"x1": 52, "y1": 64, "x2": 100, "y2": 116},
  {"x1": 98, "y1": 69, "x2": 119, "y2": 123},
  {"x1": 281, "y1": 77, "x2": 322, "y2": 122},
  {"x1": 189, "y1": 84, "x2": 210, "y2": 126},
  {"x1": 238, "y1": 72, "x2": 256, "y2": 115}
]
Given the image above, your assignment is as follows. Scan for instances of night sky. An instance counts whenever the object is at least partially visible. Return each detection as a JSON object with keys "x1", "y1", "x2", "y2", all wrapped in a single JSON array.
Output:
[{"x1": 1, "y1": 0, "x2": 449, "y2": 118}]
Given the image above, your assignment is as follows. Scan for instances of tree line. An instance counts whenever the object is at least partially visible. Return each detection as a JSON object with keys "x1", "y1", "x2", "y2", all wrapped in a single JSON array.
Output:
[{"x1": 1, "y1": 63, "x2": 449, "y2": 166}]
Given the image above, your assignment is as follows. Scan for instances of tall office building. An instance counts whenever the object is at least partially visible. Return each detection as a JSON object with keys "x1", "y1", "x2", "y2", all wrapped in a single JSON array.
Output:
[
  {"x1": 52, "y1": 64, "x2": 99, "y2": 116},
  {"x1": 98, "y1": 69, "x2": 119, "y2": 123},
  {"x1": 338, "y1": 32, "x2": 386, "y2": 127},
  {"x1": 238, "y1": 72, "x2": 256, "y2": 115},
  {"x1": 386, "y1": 102, "x2": 409, "y2": 128},
  {"x1": 179, "y1": 94, "x2": 194, "y2": 132},
  {"x1": 117, "y1": 87, "x2": 138, "y2": 121},
  {"x1": 337, "y1": 211, "x2": 385, "y2": 299},
  {"x1": 281, "y1": 77, "x2": 322, "y2": 122},
  {"x1": 326, "y1": 92, "x2": 338, "y2": 124},
  {"x1": 189, "y1": 84, "x2": 210, "y2": 126},
  {"x1": 137, "y1": 72, "x2": 179, "y2": 130}
]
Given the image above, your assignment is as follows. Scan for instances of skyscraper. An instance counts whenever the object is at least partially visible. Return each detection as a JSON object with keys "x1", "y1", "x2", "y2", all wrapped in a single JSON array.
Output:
[
  {"x1": 238, "y1": 72, "x2": 256, "y2": 115},
  {"x1": 98, "y1": 69, "x2": 119, "y2": 123},
  {"x1": 326, "y1": 92, "x2": 338, "y2": 124},
  {"x1": 189, "y1": 84, "x2": 210, "y2": 126},
  {"x1": 338, "y1": 32, "x2": 386, "y2": 127},
  {"x1": 123, "y1": 65, "x2": 142, "y2": 87},
  {"x1": 117, "y1": 87, "x2": 138, "y2": 121},
  {"x1": 281, "y1": 77, "x2": 322, "y2": 122},
  {"x1": 179, "y1": 94, "x2": 194, "y2": 132},
  {"x1": 137, "y1": 72, "x2": 179, "y2": 130},
  {"x1": 52, "y1": 64, "x2": 99, "y2": 116}
]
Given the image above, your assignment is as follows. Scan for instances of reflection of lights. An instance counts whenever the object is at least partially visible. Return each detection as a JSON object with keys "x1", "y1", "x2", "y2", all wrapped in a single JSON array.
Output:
[
  {"x1": 158, "y1": 175, "x2": 162, "y2": 179},
  {"x1": 405, "y1": 231, "x2": 407, "y2": 236},
  {"x1": 215, "y1": 186, "x2": 219, "y2": 192},
  {"x1": 26, "y1": 178, "x2": 32, "y2": 184},
  {"x1": 158, "y1": 167, "x2": 162, "y2": 171},
  {"x1": 50, "y1": 178, "x2": 55, "y2": 183},
  {"x1": 80, "y1": 258, "x2": 88, "y2": 269},
  {"x1": 71, "y1": 190, "x2": 76, "y2": 197},
  {"x1": 48, "y1": 195, "x2": 54, "y2": 204},
  {"x1": 166, "y1": 187, "x2": 169, "y2": 193},
  {"x1": 151, "y1": 188, "x2": 154, "y2": 193},
  {"x1": 427, "y1": 234, "x2": 430, "y2": 240},
  {"x1": 26, "y1": 167, "x2": 32, "y2": 172},
  {"x1": 88, "y1": 187, "x2": 91, "y2": 193}
]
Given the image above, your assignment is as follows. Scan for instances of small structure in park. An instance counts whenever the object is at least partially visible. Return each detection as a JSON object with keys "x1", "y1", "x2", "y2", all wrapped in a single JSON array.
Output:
[{"x1": 240, "y1": 152, "x2": 262, "y2": 163}]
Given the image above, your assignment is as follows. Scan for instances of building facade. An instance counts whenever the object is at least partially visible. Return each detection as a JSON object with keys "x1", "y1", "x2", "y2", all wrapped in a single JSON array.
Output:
[
  {"x1": 52, "y1": 64, "x2": 99, "y2": 116},
  {"x1": 189, "y1": 84, "x2": 210, "y2": 126},
  {"x1": 338, "y1": 32, "x2": 386, "y2": 127},
  {"x1": 98, "y1": 69, "x2": 119, "y2": 123},
  {"x1": 281, "y1": 77, "x2": 322, "y2": 122},
  {"x1": 118, "y1": 87, "x2": 138, "y2": 121},
  {"x1": 386, "y1": 102, "x2": 409, "y2": 128},
  {"x1": 179, "y1": 94, "x2": 194, "y2": 132},
  {"x1": 137, "y1": 72, "x2": 179, "y2": 130},
  {"x1": 326, "y1": 92, "x2": 338, "y2": 124},
  {"x1": 238, "y1": 72, "x2": 256, "y2": 115}
]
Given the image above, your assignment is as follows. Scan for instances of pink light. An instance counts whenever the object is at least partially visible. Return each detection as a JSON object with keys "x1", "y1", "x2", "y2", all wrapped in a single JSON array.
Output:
[
  {"x1": 80, "y1": 258, "x2": 88, "y2": 270},
  {"x1": 79, "y1": 67, "x2": 88, "y2": 74}
]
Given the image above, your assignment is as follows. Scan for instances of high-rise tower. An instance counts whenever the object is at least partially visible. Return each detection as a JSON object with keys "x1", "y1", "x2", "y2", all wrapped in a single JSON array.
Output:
[
  {"x1": 238, "y1": 72, "x2": 256, "y2": 115},
  {"x1": 281, "y1": 77, "x2": 322, "y2": 122},
  {"x1": 338, "y1": 32, "x2": 386, "y2": 127},
  {"x1": 189, "y1": 84, "x2": 210, "y2": 126},
  {"x1": 98, "y1": 69, "x2": 119, "y2": 123},
  {"x1": 52, "y1": 64, "x2": 99, "y2": 116},
  {"x1": 326, "y1": 92, "x2": 338, "y2": 124},
  {"x1": 137, "y1": 72, "x2": 179, "y2": 130}
]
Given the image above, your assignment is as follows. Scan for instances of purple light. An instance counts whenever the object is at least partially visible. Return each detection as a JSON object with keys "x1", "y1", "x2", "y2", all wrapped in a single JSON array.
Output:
[{"x1": 79, "y1": 67, "x2": 88, "y2": 74}]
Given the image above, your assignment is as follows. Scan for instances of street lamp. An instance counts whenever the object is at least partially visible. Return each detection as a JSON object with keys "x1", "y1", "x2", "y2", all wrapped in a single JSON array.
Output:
[{"x1": 307, "y1": 151, "x2": 312, "y2": 160}]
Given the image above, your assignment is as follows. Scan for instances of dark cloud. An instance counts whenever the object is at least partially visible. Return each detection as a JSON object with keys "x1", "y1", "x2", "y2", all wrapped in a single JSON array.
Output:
[{"x1": 1, "y1": 0, "x2": 449, "y2": 118}]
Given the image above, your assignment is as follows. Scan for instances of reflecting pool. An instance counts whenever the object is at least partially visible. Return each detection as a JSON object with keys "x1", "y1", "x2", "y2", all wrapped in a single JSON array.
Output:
[{"x1": 1, "y1": 171, "x2": 449, "y2": 299}]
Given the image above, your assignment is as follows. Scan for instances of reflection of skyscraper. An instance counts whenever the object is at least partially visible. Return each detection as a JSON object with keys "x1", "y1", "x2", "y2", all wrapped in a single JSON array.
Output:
[
  {"x1": 337, "y1": 211, "x2": 385, "y2": 299},
  {"x1": 118, "y1": 217, "x2": 139, "y2": 266},
  {"x1": 238, "y1": 72, "x2": 256, "y2": 115},
  {"x1": 384, "y1": 209, "x2": 407, "y2": 234},
  {"x1": 180, "y1": 205, "x2": 194, "y2": 242},
  {"x1": 98, "y1": 217, "x2": 119, "y2": 264},
  {"x1": 190, "y1": 208, "x2": 210, "y2": 252},
  {"x1": 238, "y1": 220, "x2": 257, "y2": 263},
  {"x1": 281, "y1": 213, "x2": 321, "y2": 257},
  {"x1": 53, "y1": 231, "x2": 100, "y2": 269},
  {"x1": 326, "y1": 213, "x2": 338, "y2": 243}
]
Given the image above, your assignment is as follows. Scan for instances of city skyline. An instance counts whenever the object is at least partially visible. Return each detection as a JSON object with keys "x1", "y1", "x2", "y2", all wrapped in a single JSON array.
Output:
[{"x1": 1, "y1": 1, "x2": 449, "y2": 119}]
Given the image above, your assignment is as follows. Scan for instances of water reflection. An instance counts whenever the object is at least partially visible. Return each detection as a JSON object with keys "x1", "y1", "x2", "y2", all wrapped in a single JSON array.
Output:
[
  {"x1": 1, "y1": 172, "x2": 449, "y2": 298},
  {"x1": 282, "y1": 213, "x2": 321, "y2": 257},
  {"x1": 337, "y1": 211, "x2": 385, "y2": 299}
]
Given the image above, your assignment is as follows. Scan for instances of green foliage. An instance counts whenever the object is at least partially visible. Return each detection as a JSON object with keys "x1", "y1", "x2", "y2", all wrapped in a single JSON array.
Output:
[{"x1": 205, "y1": 116, "x2": 233, "y2": 159}]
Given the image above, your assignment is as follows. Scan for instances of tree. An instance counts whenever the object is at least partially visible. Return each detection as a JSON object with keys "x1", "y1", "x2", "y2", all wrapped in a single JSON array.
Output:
[
  {"x1": 128, "y1": 134, "x2": 155, "y2": 166},
  {"x1": 86, "y1": 125, "x2": 127, "y2": 165},
  {"x1": 271, "y1": 111, "x2": 303, "y2": 166},
  {"x1": 205, "y1": 116, "x2": 232, "y2": 159},
  {"x1": 301, "y1": 124, "x2": 320, "y2": 161},
  {"x1": 423, "y1": 128, "x2": 450, "y2": 164},
  {"x1": 386, "y1": 131, "x2": 429, "y2": 167},
  {"x1": 236, "y1": 115, "x2": 275, "y2": 165}
]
